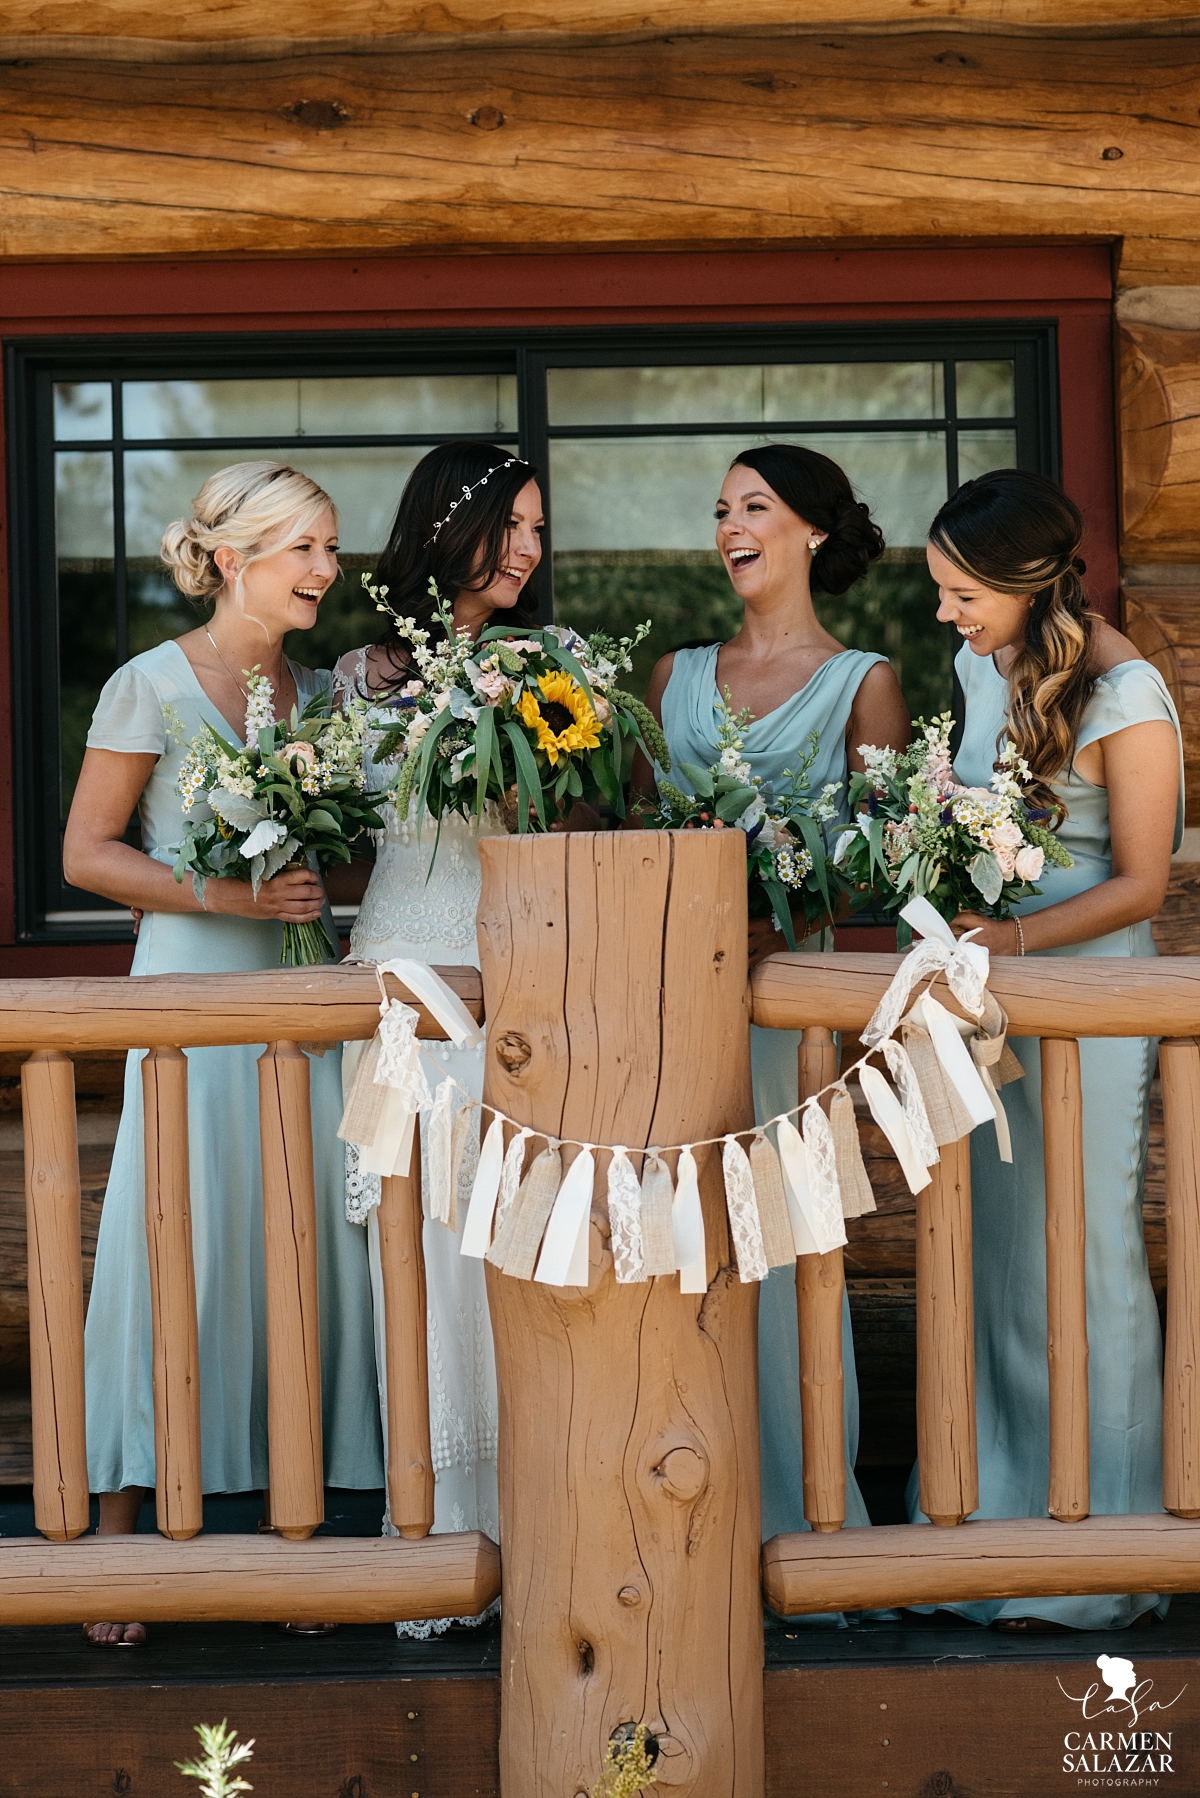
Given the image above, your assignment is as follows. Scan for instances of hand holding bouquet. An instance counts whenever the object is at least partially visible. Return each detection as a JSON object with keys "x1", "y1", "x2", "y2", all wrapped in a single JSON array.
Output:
[
  {"x1": 174, "y1": 671, "x2": 384, "y2": 965},
  {"x1": 361, "y1": 576, "x2": 669, "y2": 839},
  {"x1": 642, "y1": 692, "x2": 848, "y2": 950},
  {"x1": 838, "y1": 712, "x2": 1072, "y2": 940}
]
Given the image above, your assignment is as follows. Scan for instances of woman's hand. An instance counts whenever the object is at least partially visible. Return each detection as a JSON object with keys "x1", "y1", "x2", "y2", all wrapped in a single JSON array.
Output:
[
  {"x1": 205, "y1": 867, "x2": 326, "y2": 923},
  {"x1": 951, "y1": 912, "x2": 1022, "y2": 955}
]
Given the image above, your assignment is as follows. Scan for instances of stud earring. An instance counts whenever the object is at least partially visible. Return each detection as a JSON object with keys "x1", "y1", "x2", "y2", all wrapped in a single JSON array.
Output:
[{"x1": 808, "y1": 539, "x2": 820, "y2": 553}]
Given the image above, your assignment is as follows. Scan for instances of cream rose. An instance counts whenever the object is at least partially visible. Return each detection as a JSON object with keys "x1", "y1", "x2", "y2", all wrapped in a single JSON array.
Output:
[{"x1": 1014, "y1": 844, "x2": 1044, "y2": 881}]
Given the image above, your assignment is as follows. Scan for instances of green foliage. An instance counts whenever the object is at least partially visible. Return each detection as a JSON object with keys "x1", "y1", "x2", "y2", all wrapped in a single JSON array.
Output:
[{"x1": 176, "y1": 1720, "x2": 254, "y2": 1798}]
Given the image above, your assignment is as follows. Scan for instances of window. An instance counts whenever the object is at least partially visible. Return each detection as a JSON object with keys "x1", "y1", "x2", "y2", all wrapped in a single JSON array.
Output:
[{"x1": 7, "y1": 322, "x2": 1057, "y2": 939}]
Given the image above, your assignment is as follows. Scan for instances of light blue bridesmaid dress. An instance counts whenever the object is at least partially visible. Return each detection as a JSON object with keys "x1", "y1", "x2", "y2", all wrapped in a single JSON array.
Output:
[
  {"x1": 661, "y1": 643, "x2": 889, "y2": 1542},
  {"x1": 907, "y1": 647, "x2": 1183, "y2": 1628},
  {"x1": 83, "y1": 639, "x2": 384, "y2": 1497}
]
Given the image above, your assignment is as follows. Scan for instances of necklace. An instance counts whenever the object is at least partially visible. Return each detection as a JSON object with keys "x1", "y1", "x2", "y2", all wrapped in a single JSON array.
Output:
[{"x1": 205, "y1": 629, "x2": 288, "y2": 712}]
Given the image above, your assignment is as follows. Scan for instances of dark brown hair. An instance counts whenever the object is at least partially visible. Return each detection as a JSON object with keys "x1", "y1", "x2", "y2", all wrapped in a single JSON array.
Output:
[{"x1": 728, "y1": 443, "x2": 885, "y2": 595}]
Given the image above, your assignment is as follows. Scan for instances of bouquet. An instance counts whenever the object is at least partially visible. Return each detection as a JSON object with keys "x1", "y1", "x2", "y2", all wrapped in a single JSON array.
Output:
[
  {"x1": 838, "y1": 712, "x2": 1072, "y2": 939},
  {"x1": 640, "y1": 691, "x2": 847, "y2": 950},
  {"x1": 173, "y1": 671, "x2": 384, "y2": 965},
  {"x1": 361, "y1": 576, "x2": 670, "y2": 836}
]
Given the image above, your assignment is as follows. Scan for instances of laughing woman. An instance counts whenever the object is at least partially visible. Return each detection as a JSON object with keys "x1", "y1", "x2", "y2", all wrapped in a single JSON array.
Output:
[
  {"x1": 66, "y1": 463, "x2": 383, "y2": 1645},
  {"x1": 635, "y1": 442, "x2": 911, "y2": 1545},
  {"x1": 923, "y1": 469, "x2": 1183, "y2": 1630}
]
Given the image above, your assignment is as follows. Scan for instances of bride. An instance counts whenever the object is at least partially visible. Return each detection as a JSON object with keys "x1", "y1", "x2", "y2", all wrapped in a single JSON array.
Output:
[{"x1": 335, "y1": 442, "x2": 543, "y2": 1625}]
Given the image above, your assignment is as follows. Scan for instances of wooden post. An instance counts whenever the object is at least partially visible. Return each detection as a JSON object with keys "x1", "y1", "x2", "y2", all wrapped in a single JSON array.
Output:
[
  {"x1": 916, "y1": 1136, "x2": 978, "y2": 1527},
  {"x1": 1160, "y1": 1039, "x2": 1200, "y2": 1517},
  {"x1": 21, "y1": 1051, "x2": 89, "y2": 1542},
  {"x1": 796, "y1": 1027, "x2": 845, "y2": 1532},
  {"x1": 479, "y1": 831, "x2": 760, "y2": 1798},
  {"x1": 378, "y1": 1119, "x2": 434, "y2": 1540},
  {"x1": 1042, "y1": 1036, "x2": 1090, "y2": 1523},
  {"x1": 258, "y1": 1041, "x2": 323, "y2": 1541},
  {"x1": 142, "y1": 1047, "x2": 202, "y2": 1541}
]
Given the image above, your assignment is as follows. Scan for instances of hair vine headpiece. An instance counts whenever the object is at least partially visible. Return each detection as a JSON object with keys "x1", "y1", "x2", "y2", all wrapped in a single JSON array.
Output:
[{"x1": 424, "y1": 457, "x2": 528, "y2": 547}]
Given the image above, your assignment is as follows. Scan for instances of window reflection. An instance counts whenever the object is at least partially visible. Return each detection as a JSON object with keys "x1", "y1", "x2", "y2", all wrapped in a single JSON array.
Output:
[
  {"x1": 958, "y1": 429, "x2": 1017, "y2": 483},
  {"x1": 123, "y1": 375, "x2": 518, "y2": 440},
  {"x1": 56, "y1": 451, "x2": 115, "y2": 811},
  {"x1": 53, "y1": 383, "x2": 112, "y2": 442},
  {"x1": 956, "y1": 361, "x2": 1015, "y2": 419},
  {"x1": 764, "y1": 362, "x2": 944, "y2": 422}
]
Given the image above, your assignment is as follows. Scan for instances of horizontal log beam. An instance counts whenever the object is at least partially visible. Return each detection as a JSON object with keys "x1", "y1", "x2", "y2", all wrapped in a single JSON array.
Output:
[
  {"x1": 751, "y1": 952, "x2": 1200, "y2": 1038},
  {"x1": 762, "y1": 1513, "x2": 1200, "y2": 1614},
  {"x1": 0, "y1": 1530, "x2": 500, "y2": 1625},
  {"x1": 0, "y1": 964, "x2": 481, "y2": 1051},
  {"x1": 0, "y1": 34, "x2": 1196, "y2": 282}
]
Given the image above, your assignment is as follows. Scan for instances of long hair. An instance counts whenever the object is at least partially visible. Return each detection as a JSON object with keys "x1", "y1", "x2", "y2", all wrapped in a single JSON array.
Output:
[
  {"x1": 372, "y1": 442, "x2": 539, "y2": 679},
  {"x1": 728, "y1": 443, "x2": 885, "y2": 595},
  {"x1": 929, "y1": 469, "x2": 1091, "y2": 815}
]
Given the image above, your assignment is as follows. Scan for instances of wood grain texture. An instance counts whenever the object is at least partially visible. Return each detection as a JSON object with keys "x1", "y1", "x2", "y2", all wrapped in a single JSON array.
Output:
[
  {"x1": 478, "y1": 831, "x2": 761, "y2": 1798},
  {"x1": 257, "y1": 1042, "x2": 323, "y2": 1542},
  {"x1": 1120, "y1": 323, "x2": 1200, "y2": 559},
  {"x1": 0, "y1": 965, "x2": 480, "y2": 1053},
  {"x1": 1161, "y1": 1038, "x2": 1200, "y2": 1517},
  {"x1": 0, "y1": 33, "x2": 1196, "y2": 281},
  {"x1": 796, "y1": 1028, "x2": 846, "y2": 1532},
  {"x1": 916, "y1": 1135, "x2": 978, "y2": 1527},
  {"x1": 1123, "y1": 587, "x2": 1200, "y2": 822},
  {"x1": 378, "y1": 1121, "x2": 435, "y2": 1540},
  {"x1": 0, "y1": 1531, "x2": 501, "y2": 1625},
  {"x1": 752, "y1": 952, "x2": 1200, "y2": 1037},
  {"x1": 20, "y1": 1053, "x2": 88, "y2": 1544},
  {"x1": 1041, "y1": 1038, "x2": 1090, "y2": 1523},
  {"x1": 761, "y1": 1511, "x2": 1200, "y2": 1614},
  {"x1": 141, "y1": 1047, "x2": 202, "y2": 1542}
]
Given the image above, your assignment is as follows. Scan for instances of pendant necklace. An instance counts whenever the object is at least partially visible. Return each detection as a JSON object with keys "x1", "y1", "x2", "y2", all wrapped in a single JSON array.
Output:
[{"x1": 205, "y1": 629, "x2": 286, "y2": 713}]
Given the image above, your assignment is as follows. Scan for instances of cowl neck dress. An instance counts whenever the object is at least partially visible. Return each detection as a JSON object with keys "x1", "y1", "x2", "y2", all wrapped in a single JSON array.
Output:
[
  {"x1": 907, "y1": 647, "x2": 1184, "y2": 1629},
  {"x1": 661, "y1": 641, "x2": 888, "y2": 1546},
  {"x1": 83, "y1": 639, "x2": 383, "y2": 1497}
]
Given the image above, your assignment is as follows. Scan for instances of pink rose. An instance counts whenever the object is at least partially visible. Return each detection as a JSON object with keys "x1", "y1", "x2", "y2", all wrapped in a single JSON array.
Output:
[
  {"x1": 1014, "y1": 844, "x2": 1044, "y2": 881},
  {"x1": 283, "y1": 740, "x2": 317, "y2": 767},
  {"x1": 989, "y1": 819, "x2": 1024, "y2": 850},
  {"x1": 994, "y1": 848, "x2": 1017, "y2": 878}
]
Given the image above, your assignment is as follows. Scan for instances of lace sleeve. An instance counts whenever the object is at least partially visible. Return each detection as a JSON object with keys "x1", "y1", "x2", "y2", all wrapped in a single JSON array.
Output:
[{"x1": 332, "y1": 647, "x2": 370, "y2": 713}]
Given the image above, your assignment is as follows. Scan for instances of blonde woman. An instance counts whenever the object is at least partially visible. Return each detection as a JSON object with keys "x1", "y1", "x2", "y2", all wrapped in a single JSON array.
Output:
[
  {"x1": 921, "y1": 468, "x2": 1183, "y2": 1630},
  {"x1": 66, "y1": 463, "x2": 383, "y2": 1645}
]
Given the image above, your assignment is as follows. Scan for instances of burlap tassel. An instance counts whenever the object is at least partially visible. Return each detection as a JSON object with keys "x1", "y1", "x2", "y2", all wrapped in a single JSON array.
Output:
[
  {"x1": 640, "y1": 1153, "x2": 676, "y2": 1277},
  {"x1": 722, "y1": 1136, "x2": 768, "y2": 1283},
  {"x1": 901, "y1": 1021, "x2": 975, "y2": 1146},
  {"x1": 337, "y1": 1031, "x2": 387, "y2": 1147},
  {"x1": 446, "y1": 1100, "x2": 478, "y2": 1234},
  {"x1": 829, "y1": 1084, "x2": 876, "y2": 1218},
  {"x1": 749, "y1": 1133, "x2": 797, "y2": 1268},
  {"x1": 492, "y1": 1144, "x2": 563, "y2": 1278},
  {"x1": 607, "y1": 1147, "x2": 646, "y2": 1283}
]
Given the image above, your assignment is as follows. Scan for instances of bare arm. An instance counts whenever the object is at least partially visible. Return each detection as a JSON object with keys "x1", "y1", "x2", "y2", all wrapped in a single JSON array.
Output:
[
  {"x1": 63, "y1": 748, "x2": 325, "y2": 923},
  {"x1": 846, "y1": 660, "x2": 912, "y2": 774},
  {"x1": 953, "y1": 719, "x2": 1179, "y2": 955},
  {"x1": 628, "y1": 651, "x2": 677, "y2": 810}
]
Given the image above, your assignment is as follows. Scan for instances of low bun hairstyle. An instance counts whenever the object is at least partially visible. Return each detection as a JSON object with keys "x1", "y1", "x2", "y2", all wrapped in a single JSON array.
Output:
[
  {"x1": 727, "y1": 443, "x2": 885, "y2": 595},
  {"x1": 161, "y1": 461, "x2": 339, "y2": 603},
  {"x1": 928, "y1": 469, "x2": 1091, "y2": 816}
]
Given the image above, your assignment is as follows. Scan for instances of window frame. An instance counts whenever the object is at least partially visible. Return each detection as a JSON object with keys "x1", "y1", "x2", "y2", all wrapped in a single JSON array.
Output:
[{"x1": 5, "y1": 317, "x2": 1060, "y2": 942}]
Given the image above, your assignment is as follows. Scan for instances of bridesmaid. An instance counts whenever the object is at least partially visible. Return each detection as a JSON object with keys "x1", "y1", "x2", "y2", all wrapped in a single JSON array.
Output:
[
  {"x1": 922, "y1": 468, "x2": 1183, "y2": 1630},
  {"x1": 65, "y1": 462, "x2": 384, "y2": 1644},
  {"x1": 637, "y1": 442, "x2": 910, "y2": 1541}
]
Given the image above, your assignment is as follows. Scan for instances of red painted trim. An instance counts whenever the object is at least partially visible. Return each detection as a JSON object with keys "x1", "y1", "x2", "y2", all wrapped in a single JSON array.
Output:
[{"x1": 0, "y1": 243, "x2": 1116, "y2": 973}]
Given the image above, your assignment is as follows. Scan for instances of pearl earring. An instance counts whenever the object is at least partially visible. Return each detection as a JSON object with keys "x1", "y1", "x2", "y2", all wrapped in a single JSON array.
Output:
[{"x1": 808, "y1": 539, "x2": 820, "y2": 553}]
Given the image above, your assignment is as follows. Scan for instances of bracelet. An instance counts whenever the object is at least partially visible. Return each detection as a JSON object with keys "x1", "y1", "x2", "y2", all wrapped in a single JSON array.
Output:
[{"x1": 1014, "y1": 916, "x2": 1025, "y2": 956}]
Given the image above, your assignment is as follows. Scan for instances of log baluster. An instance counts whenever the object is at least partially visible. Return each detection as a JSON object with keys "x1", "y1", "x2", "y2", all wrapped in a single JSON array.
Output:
[
  {"x1": 22, "y1": 1050, "x2": 90, "y2": 1542},
  {"x1": 1042, "y1": 1036, "x2": 1090, "y2": 1523},
  {"x1": 1159, "y1": 1038, "x2": 1200, "y2": 1518},
  {"x1": 378, "y1": 1118, "x2": 434, "y2": 1539},
  {"x1": 258, "y1": 1041, "x2": 324, "y2": 1540},
  {"x1": 796, "y1": 1026, "x2": 846, "y2": 1532},
  {"x1": 916, "y1": 1135, "x2": 978, "y2": 1527},
  {"x1": 142, "y1": 1046, "x2": 202, "y2": 1540}
]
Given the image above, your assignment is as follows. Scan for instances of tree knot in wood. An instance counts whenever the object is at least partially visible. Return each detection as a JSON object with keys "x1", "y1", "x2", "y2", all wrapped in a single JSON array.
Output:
[
  {"x1": 578, "y1": 1637, "x2": 594, "y2": 1675},
  {"x1": 339, "y1": 1780, "x2": 367, "y2": 1798},
  {"x1": 617, "y1": 1585, "x2": 641, "y2": 1606},
  {"x1": 919, "y1": 1775, "x2": 960, "y2": 1798},
  {"x1": 281, "y1": 100, "x2": 350, "y2": 131},
  {"x1": 469, "y1": 106, "x2": 506, "y2": 131},
  {"x1": 653, "y1": 1442, "x2": 708, "y2": 1504},
  {"x1": 494, "y1": 1031, "x2": 532, "y2": 1076},
  {"x1": 111, "y1": 1775, "x2": 132, "y2": 1797},
  {"x1": 1103, "y1": 146, "x2": 1124, "y2": 160},
  {"x1": 742, "y1": 75, "x2": 796, "y2": 92}
]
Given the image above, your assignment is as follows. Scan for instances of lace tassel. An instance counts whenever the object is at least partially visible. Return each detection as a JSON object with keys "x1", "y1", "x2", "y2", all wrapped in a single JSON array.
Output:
[
  {"x1": 447, "y1": 1100, "x2": 478, "y2": 1235},
  {"x1": 493, "y1": 1127, "x2": 533, "y2": 1238},
  {"x1": 802, "y1": 1100, "x2": 843, "y2": 1228},
  {"x1": 608, "y1": 1147, "x2": 646, "y2": 1283},
  {"x1": 881, "y1": 1039, "x2": 939, "y2": 1168},
  {"x1": 723, "y1": 1135, "x2": 767, "y2": 1283},
  {"x1": 425, "y1": 1078, "x2": 456, "y2": 1225}
]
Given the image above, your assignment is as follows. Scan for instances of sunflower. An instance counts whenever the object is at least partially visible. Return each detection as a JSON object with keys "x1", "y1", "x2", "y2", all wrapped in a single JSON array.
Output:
[{"x1": 516, "y1": 671, "x2": 602, "y2": 765}]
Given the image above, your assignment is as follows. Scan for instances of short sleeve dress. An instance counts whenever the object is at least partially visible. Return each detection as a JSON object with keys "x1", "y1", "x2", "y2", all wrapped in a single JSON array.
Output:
[
  {"x1": 661, "y1": 643, "x2": 889, "y2": 1544},
  {"x1": 908, "y1": 649, "x2": 1184, "y2": 1629},
  {"x1": 83, "y1": 639, "x2": 384, "y2": 1496}
]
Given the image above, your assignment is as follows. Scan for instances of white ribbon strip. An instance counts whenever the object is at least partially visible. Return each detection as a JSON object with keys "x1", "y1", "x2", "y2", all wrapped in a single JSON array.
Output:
[
  {"x1": 424, "y1": 1077, "x2": 456, "y2": 1224},
  {"x1": 976, "y1": 1064, "x2": 1013, "y2": 1162},
  {"x1": 673, "y1": 1146, "x2": 707, "y2": 1294},
  {"x1": 374, "y1": 957, "x2": 484, "y2": 1048},
  {"x1": 915, "y1": 992, "x2": 997, "y2": 1128},
  {"x1": 775, "y1": 1118, "x2": 818, "y2": 1255},
  {"x1": 880, "y1": 1039, "x2": 940, "y2": 1169},
  {"x1": 535, "y1": 1147, "x2": 597, "y2": 1287},
  {"x1": 859, "y1": 1063, "x2": 932, "y2": 1196},
  {"x1": 359, "y1": 1082, "x2": 421, "y2": 1178},
  {"x1": 608, "y1": 1148, "x2": 646, "y2": 1284},
  {"x1": 460, "y1": 1114, "x2": 507, "y2": 1257},
  {"x1": 722, "y1": 1135, "x2": 768, "y2": 1283}
]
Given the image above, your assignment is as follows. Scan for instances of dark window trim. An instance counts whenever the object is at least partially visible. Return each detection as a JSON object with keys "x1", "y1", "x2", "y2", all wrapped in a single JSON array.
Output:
[{"x1": 6, "y1": 318, "x2": 1060, "y2": 943}]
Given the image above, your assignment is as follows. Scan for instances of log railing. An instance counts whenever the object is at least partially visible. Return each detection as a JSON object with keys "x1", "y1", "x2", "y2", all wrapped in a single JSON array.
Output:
[
  {"x1": 5, "y1": 965, "x2": 498, "y2": 1627},
  {"x1": 753, "y1": 953, "x2": 1200, "y2": 1614}
]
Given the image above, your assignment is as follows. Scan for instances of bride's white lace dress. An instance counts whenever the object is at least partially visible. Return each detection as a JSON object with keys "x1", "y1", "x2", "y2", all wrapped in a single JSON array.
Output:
[{"x1": 335, "y1": 650, "x2": 502, "y2": 1638}]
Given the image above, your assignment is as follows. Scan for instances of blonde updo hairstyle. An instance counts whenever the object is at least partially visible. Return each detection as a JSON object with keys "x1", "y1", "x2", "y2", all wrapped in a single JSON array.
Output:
[{"x1": 161, "y1": 461, "x2": 339, "y2": 604}]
